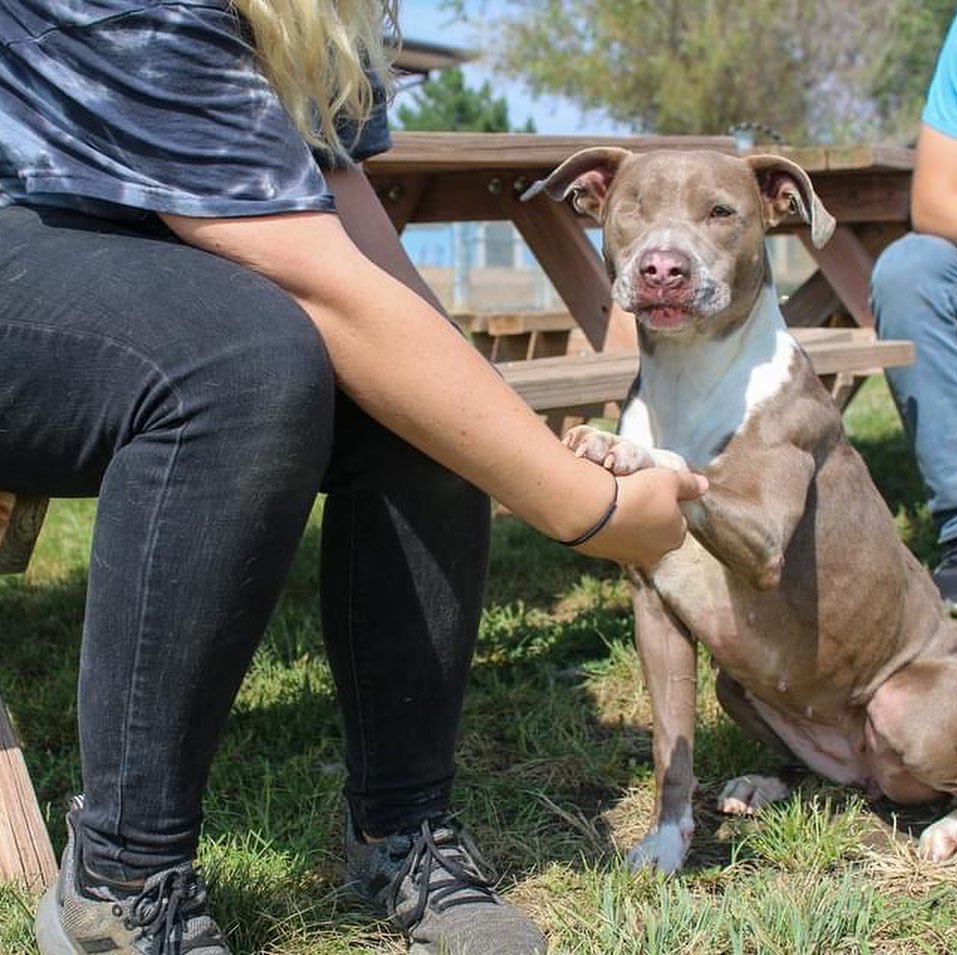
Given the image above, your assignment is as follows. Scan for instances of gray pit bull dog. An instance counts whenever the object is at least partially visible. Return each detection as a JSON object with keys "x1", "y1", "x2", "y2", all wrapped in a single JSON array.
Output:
[{"x1": 523, "y1": 148, "x2": 957, "y2": 872}]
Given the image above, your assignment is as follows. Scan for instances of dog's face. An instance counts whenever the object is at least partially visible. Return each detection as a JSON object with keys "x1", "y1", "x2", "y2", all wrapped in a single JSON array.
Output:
[{"x1": 523, "y1": 148, "x2": 835, "y2": 340}]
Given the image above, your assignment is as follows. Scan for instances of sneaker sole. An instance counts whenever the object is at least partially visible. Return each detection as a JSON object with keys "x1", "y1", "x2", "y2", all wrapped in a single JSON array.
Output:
[{"x1": 35, "y1": 884, "x2": 80, "y2": 955}]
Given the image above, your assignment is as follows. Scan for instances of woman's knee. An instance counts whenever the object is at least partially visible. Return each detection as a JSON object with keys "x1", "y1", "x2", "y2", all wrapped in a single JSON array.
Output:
[
  {"x1": 220, "y1": 293, "x2": 334, "y2": 432},
  {"x1": 192, "y1": 301, "x2": 337, "y2": 486},
  {"x1": 133, "y1": 245, "x2": 335, "y2": 443}
]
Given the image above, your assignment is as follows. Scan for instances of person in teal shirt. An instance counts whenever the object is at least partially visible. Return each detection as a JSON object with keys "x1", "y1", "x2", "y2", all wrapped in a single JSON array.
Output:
[{"x1": 872, "y1": 15, "x2": 957, "y2": 610}]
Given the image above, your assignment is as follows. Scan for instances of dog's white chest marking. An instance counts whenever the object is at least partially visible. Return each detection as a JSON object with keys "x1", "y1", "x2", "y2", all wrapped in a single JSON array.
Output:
[{"x1": 619, "y1": 287, "x2": 796, "y2": 466}]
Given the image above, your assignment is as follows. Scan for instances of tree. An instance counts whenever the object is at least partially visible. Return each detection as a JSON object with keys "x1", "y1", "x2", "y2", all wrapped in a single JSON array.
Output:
[
  {"x1": 395, "y1": 66, "x2": 536, "y2": 132},
  {"x1": 445, "y1": 0, "x2": 925, "y2": 144},
  {"x1": 869, "y1": 0, "x2": 955, "y2": 141}
]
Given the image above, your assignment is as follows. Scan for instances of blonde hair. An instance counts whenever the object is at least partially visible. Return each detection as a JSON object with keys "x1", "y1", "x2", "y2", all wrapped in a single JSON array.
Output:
[{"x1": 231, "y1": 0, "x2": 399, "y2": 156}]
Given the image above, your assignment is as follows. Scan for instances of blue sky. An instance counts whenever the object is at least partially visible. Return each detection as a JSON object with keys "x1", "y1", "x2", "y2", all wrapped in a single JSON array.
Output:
[{"x1": 392, "y1": 0, "x2": 626, "y2": 135}]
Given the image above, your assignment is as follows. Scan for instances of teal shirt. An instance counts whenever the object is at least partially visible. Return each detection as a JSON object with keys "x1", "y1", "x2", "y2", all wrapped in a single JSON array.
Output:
[{"x1": 924, "y1": 16, "x2": 957, "y2": 139}]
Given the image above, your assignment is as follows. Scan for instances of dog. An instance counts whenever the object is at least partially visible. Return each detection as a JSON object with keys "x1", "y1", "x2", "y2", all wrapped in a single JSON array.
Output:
[{"x1": 522, "y1": 148, "x2": 957, "y2": 872}]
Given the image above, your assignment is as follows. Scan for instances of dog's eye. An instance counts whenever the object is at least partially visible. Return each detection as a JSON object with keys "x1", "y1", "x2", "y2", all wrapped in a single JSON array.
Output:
[{"x1": 710, "y1": 204, "x2": 735, "y2": 219}]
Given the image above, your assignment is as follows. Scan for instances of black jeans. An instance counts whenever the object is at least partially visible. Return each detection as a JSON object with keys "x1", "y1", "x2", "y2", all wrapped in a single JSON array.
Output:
[{"x1": 0, "y1": 205, "x2": 490, "y2": 881}]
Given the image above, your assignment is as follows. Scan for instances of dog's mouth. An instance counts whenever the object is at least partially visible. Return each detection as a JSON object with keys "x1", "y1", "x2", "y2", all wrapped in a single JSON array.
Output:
[{"x1": 636, "y1": 304, "x2": 696, "y2": 331}]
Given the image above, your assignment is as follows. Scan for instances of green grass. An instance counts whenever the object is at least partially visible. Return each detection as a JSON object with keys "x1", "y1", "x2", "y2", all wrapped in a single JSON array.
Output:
[{"x1": 1, "y1": 375, "x2": 955, "y2": 953}]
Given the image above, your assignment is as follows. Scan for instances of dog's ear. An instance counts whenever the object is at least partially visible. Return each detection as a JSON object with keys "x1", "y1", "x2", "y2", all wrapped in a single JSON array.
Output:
[
  {"x1": 744, "y1": 154, "x2": 836, "y2": 248},
  {"x1": 520, "y1": 147, "x2": 630, "y2": 221}
]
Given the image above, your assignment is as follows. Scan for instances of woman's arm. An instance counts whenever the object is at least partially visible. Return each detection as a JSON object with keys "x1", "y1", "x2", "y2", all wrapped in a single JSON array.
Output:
[{"x1": 160, "y1": 170, "x2": 705, "y2": 567}]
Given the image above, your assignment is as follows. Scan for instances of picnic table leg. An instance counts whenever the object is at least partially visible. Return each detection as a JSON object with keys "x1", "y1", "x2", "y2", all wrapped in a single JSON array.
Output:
[
  {"x1": 798, "y1": 226, "x2": 876, "y2": 329},
  {"x1": 0, "y1": 493, "x2": 49, "y2": 575},
  {"x1": 0, "y1": 692, "x2": 58, "y2": 890}
]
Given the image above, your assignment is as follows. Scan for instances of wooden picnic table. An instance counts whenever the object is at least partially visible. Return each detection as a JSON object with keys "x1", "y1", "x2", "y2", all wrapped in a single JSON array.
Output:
[{"x1": 364, "y1": 132, "x2": 915, "y2": 352}]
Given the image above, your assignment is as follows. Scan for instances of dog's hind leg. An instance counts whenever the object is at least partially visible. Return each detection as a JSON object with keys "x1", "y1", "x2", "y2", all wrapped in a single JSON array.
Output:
[
  {"x1": 626, "y1": 575, "x2": 698, "y2": 873},
  {"x1": 865, "y1": 652, "x2": 957, "y2": 861},
  {"x1": 713, "y1": 670, "x2": 797, "y2": 816}
]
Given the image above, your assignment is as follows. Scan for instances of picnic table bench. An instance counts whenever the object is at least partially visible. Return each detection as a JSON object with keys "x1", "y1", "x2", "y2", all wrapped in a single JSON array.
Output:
[
  {"x1": 494, "y1": 326, "x2": 913, "y2": 414},
  {"x1": 455, "y1": 310, "x2": 914, "y2": 425},
  {"x1": 0, "y1": 133, "x2": 916, "y2": 891}
]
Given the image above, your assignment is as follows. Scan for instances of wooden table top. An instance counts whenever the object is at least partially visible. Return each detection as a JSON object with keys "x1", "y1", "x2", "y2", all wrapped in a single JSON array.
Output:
[
  {"x1": 365, "y1": 132, "x2": 914, "y2": 176},
  {"x1": 761, "y1": 142, "x2": 914, "y2": 173},
  {"x1": 364, "y1": 131, "x2": 737, "y2": 174}
]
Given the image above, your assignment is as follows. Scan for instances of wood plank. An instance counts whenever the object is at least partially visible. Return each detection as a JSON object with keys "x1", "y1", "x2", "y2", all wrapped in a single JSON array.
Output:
[
  {"x1": 453, "y1": 310, "x2": 577, "y2": 336},
  {"x1": 500, "y1": 351, "x2": 638, "y2": 409},
  {"x1": 799, "y1": 225, "x2": 876, "y2": 327},
  {"x1": 0, "y1": 494, "x2": 48, "y2": 575},
  {"x1": 0, "y1": 692, "x2": 57, "y2": 890},
  {"x1": 762, "y1": 173, "x2": 911, "y2": 229},
  {"x1": 528, "y1": 329, "x2": 572, "y2": 359},
  {"x1": 782, "y1": 270, "x2": 843, "y2": 328},
  {"x1": 371, "y1": 135, "x2": 912, "y2": 178},
  {"x1": 499, "y1": 187, "x2": 616, "y2": 351},
  {"x1": 498, "y1": 333, "x2": 913, "y2": 412},
  {"x1": 366, "y1": 132, "x2": 737, "y2": 174},
  {"x1": 375, "y1": 173, "x2": 431, "y2": 232},
  {"x1": 394, "y1": 171, "x2": 513, "y2": 222},
  {"x1": 791, "y1": 326, "x2": 857, "y2": 343},
  {"x1": 769, "y1": 143, "x2": 914, "y2": 173},
  {"x1": 375, "y1": 167, "x2": 911, "y2": 229},
  {"x1": 368, "y1": 137, "x2": 913, "y2": 232},
  {"x1": 804, "y1": 338, "x2": 913, "y2": 375},
  {"x1": 809, "y1": 172, "x2": 912, "y2": 226}
]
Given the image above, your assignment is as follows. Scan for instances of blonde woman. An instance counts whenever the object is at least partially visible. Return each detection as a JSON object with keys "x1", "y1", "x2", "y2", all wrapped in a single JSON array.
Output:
[{"x1": 0, "y1": 0, "x2": 706, "y2": 952}]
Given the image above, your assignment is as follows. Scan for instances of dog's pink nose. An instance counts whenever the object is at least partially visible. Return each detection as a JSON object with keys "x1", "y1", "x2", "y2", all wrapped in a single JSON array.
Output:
[{"x1": 639, "y1": 248, "x2": 691, "y2": 289}]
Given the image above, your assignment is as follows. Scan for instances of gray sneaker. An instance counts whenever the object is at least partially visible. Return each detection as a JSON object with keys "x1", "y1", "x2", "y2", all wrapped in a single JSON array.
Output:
[
  {"x1": 35, "y1": 807, "x2": 230, "y2": 954},
  {"x1": 345, "y1": 814, "x2": 546, "y2": 954}
]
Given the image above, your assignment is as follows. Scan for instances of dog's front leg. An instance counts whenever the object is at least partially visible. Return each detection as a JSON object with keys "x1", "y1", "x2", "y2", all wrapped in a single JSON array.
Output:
[
  {"x1": 689, "y1": 443, "x2": 816, "y2": 591},
  {"x1": 564, "y1": 423, "x2": 698, "y2": 871},
  {"x1": 625, "y1": 574, "x2": 697, "y2": 873}
]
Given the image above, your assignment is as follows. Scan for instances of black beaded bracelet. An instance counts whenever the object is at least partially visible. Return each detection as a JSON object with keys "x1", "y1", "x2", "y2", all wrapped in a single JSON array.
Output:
[{"x1": 559, "y1": 474, "x2": 620, "y2": 547}]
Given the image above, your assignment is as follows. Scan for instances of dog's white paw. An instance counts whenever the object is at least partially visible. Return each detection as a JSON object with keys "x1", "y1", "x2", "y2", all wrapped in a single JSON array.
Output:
[
  {"x1": 917, "y1": 810, "x2": 957, "y2": 862},
  {"x1": 563, "y1": 425, "x2": 652, "y2": 474},
  {"x1": 717, "y1": 774, "x2": 790, "y2": 816},
  {"x1": 563, "y1": 426, "x2": 682, "y2": 476},
  {"x1": 647, "y1": 448, "x2": 689, "y2": 471},
  {"x1": 625, "y1": 815, "x2": 693, "y2": 874}
]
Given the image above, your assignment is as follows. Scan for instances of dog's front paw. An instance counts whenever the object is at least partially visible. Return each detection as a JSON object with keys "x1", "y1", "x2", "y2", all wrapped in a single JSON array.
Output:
[
  {"x1": 563, "y1": 425, "x2": 657, "y2": 475},
  {"x1": 917, "y1": 809, "x2": 957, "y2": 862},
  {"x1": 717, "y1": 774, "x2": 790, "y2": 816},
  {"x1": 625, "y1": 816, "x2": 693, "y2": 874}
]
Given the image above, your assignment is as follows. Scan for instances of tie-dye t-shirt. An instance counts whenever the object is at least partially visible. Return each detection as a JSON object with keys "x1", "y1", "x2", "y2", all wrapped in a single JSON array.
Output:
[{"x1": 0, "y1": 0, "x2": 391, "y2": 222}]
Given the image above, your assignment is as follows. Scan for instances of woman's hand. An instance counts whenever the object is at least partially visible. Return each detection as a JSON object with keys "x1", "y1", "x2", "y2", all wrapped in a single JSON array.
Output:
[{"x1": 572, "y1": 465, "x2": 708, "y2": 569}]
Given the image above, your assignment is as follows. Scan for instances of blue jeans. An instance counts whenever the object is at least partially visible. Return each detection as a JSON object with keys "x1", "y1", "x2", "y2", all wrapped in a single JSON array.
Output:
[
  {"x1": 0, "y1": 205, "x2": 490, "y2": 881},
  {"x1": 871, "y1": 231, "x2": 957, "y2": 546}
]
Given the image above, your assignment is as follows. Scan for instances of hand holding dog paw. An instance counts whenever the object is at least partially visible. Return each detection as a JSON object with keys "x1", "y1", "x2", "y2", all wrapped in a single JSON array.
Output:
[{"x1": 575, "y1": 466, "x2": 708, "y2": 568}]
